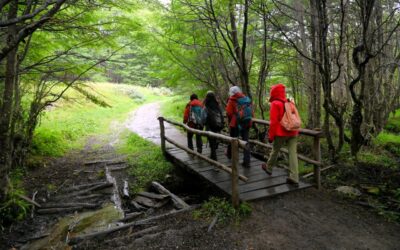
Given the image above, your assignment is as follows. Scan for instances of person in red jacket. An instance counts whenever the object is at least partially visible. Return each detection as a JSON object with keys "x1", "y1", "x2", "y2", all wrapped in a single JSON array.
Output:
[
  {"x1": 183, "y1": 94, "x2": 203, "y2": 153},
  {"x1": 262, "y1": 83, "x2": 300, "y2": 185},
  {"x1": 225, "y1": 86, "x2": 251, "y2": 167}
]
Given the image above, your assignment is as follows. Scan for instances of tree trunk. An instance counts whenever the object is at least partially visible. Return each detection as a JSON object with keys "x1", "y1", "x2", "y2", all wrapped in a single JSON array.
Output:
[{"x1": 0, "y1": 0, "x2": 18, "y2": 199}]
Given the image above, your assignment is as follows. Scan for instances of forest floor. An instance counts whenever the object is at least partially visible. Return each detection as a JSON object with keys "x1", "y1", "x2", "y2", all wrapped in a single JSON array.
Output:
[{"x1": 1, "y1": 102, "x2": 400, "y2": 250}]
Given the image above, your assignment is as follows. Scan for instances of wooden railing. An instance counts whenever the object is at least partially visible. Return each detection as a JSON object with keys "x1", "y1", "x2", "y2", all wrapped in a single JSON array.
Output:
[
  {"x1": 158, "y1": 117, "x2": 248, "y2": 208},
  {"x1": 251, "y1": 118, "x2": 324, "y2": 189}
]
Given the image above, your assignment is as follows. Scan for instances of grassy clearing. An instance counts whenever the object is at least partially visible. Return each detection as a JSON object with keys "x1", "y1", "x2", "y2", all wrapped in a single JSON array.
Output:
[
  {"x1": 117, "y1": 131, "x2": 174, "y2": 194},
  {"x1": 160, "y1": 95, "x2": 187, "y2": 122},
  {"x1": 32, "y1": 83, "x2": 170, "y2": 157}
]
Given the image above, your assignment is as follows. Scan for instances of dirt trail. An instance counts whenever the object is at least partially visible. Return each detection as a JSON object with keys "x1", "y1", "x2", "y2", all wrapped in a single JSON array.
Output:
[{"x1": 125, "y1": 102, "x2": 186, "y2": 146}]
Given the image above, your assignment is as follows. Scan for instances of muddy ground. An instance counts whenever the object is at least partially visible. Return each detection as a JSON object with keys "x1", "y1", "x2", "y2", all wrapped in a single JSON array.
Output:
[{"x1": 1, "y1": 103, "x2": 400, "y2": 249}]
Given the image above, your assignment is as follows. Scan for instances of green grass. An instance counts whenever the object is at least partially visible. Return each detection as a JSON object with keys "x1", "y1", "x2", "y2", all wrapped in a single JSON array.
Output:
[
  {"x1": 193, "y1": 197, "x2": 252, "y2": 225},
  {"x1": 117, "y1": 131, "x2": 174, "y2": 193},
  {"x1": 31, "y1": 83, "x2": 170, "y2": 157},
  {"x1": 385, "y1": 109, "x2": 400, "y2": 133},
  {"x1": 160, "y1": 95, "x2": 187, "y2": 122}
]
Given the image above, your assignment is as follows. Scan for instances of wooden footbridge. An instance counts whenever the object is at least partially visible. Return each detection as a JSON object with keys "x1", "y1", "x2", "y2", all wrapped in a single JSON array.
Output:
[{"x1": 158, "y1": 117, "x2": 324, "y2": 207}]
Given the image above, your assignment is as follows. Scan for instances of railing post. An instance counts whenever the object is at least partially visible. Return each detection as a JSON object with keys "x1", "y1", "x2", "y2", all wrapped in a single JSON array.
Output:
[
  {"x1": 313, "y1": 135, "x2": 321, "y2": 189},
  {"x1": 158, "y1": 117, "x2": 166, "y2": 155},
  {"x1": 231, "y1": 139, "x2": 240, "y2": 208}
]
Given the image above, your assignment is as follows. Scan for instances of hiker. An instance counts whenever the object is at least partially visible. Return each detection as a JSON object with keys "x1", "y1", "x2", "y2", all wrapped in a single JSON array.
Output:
[
  {"x1": 262, "y1": 83, "x2": 300, "y2": 185},
  {"x1": 225, "y1": 86, "x2": 252, "y2": 168},
  {"x1": 202, "y1": 91, "x2": 224, "y2": 160},
  {"x1": 183, "y1": 93, "x2": 203, "y2": 153}
]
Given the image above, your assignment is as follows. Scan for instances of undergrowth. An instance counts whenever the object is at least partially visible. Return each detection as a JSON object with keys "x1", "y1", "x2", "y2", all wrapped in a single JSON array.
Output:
[
  {"x1": 193, "y1": 197, "x2": 252, "y2": 225},
  {"x1": 117, "y1": 131, "x2": 174, "y2": 194},
  {"x1": 0, "y1": 168, "x2": 31, "y2": 228}
]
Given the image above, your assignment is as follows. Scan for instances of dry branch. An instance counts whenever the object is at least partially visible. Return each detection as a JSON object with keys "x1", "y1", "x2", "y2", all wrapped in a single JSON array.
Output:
[
  {"x1": 41, "y1": 202, "x2": 100, "y2": 209},
  {"x1": 17, "y1": 194, "x2": 41, "y2": 208}
]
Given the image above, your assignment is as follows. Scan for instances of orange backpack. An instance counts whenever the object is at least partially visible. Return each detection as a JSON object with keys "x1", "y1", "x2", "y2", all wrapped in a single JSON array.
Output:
[{"x1": 280, "y1": 100, "x2": 301, "y2": 131}]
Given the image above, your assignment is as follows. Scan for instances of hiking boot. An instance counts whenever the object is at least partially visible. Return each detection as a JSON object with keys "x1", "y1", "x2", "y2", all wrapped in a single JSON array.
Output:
[
  {"x1": 286, "y1": 177, "x2": 299, "y2": 187},
  {"x1": 261, "y1": 163, "x2": 272, "y2": 175}
]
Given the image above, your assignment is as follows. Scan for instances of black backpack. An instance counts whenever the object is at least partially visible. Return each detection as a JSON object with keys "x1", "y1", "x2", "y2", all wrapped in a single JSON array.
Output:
[{"x1": 205, "y1": 107, "x2": 224, "y2": 131}]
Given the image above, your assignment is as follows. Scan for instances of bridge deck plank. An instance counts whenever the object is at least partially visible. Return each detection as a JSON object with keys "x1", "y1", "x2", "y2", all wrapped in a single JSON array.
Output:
[{"x1": 165, "y1": 145, "x2": 312, "y2": 201}]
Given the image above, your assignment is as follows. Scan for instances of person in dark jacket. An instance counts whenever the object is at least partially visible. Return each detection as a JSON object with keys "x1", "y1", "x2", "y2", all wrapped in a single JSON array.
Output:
[
  {"x1": 225, "y1": 86, "x2": 252, "y2": 167},
  {"x1": 202, "y1": 91, "x2": 224, "y2": 160},
  {"x1": 183, "y1": 94, "x2": 203, "y2": 153},
  {"x1": 262, "y1": 83, "x2": 299, "y2": 185}
]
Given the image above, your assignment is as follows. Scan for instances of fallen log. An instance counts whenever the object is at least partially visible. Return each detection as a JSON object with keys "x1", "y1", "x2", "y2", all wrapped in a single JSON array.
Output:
[
  {"x1": 119, "y1": 212, "x2": 145, "y2": 222},
  {"x1": 68, "y1": 205, "x2": 199, "y2": 244},
  {"x1": 131, "y1": 200, "x2": 146, "y2": 211},
  {"x1": 108, "y1": 165, "x2": 129, "y2": 171},
  {"x1": 134, "y1": 196, "x2": 157, "y2": 208},
  {"x1": 151, "y1": 181, "x2": 189, "y2": 210},
  {"x1": 138, "y1": 191, "x2": 169, "y2": 200},
  {"x1": 40, "y1": 202, "x2": 100, "y2": 209},
  {"x1": 64, "y1": 182, "x2": 107, "y2": 192},
  {"x1": 76, "y1": 194, "x2": 104, "y2": 201},
  {"x1": 36, "y1": 206, "x2": 84, "y2": 214},
  {"x1": 63, "y1": 182, "x2": 113, "y2": 197}
]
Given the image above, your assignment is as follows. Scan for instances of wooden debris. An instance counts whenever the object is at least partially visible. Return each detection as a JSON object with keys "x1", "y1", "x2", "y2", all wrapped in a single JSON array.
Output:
[
  {"x1": 31, "y1": 191, "x2": 38, "y2": 218},
  {"x1": 108, "y1": 165, "x2": 129, "y2": 171},
  {"x1": 131, "y1": 200, "x2": 146, "y2": 211},
  {"x1": 36, "y1": 207, "x2": 84, "y2": 214},
  {"x1": 104, "y1": 226, "x2": 159, "y2": 244},
  {"x1": 41, "y1": 202, "x2": 100, "y2": 209},
  {"x1": 84, "y1": 159, "x2": 126, "y2": 166},
  {"x1": 303, "y1": 165, "x2": 335, "y2": 178},
  {"x1": 63, "y1": 182, "x2": 113, "y2": 197},
  {"x1": 68, "y1": 205, "x2": 199, "y2": 244},
  {"x1": 207, "y1": 215, "x2": 219, "y2": 232},
  {"x1": 134, "y1": 196, "x2": 157, "y2": 208},
  {"x1": 123, "y1": 180, "x2": 129, "y2": 198},
  {"x1": 119, "y1": 212, "x2": 144, "y2": 222},
  {"x1": 54, "y1": 180, "x2": 69, "y2": 193},
  {"x1": 151, "y1": 181, "x2": 189, "y2": 209},
  {"x1": 138, "y1": 191, "x2": 169, "y2": 200},
  {"x1": 76, "y1": 194, "x2": 104, "y2": 201},
  {"x1": 17, "y1": 194, "x2": 41, "y2": 208},
  {"x1": 64, "y1": 182, "x2": 107, "y2": 192}
]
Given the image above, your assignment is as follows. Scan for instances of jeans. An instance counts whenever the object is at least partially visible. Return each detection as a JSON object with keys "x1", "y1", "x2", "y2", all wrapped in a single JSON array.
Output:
[
  {"x1": 266, "y1": 136, "x2": 299, "y2": 182},
  {"x1": 227, "y1": 127, "x2": 250, "y2": 166}
]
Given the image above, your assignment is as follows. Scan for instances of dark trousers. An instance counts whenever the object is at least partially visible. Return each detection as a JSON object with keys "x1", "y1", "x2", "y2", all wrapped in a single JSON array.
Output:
[
  {"x1": 227, "y1": 127, "x2": 250, "y2": 166},
  {"x1": 188, "y1": 129, "x2": 203, "y2": 153},
  {"x1": 207, "y1": 128, "x2": 219, "y2": 160}
]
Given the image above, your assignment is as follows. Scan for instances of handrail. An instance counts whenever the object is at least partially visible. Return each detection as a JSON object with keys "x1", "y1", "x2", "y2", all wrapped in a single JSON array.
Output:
[
  {"x1": 158, "y1": 116, "x2": 247, "y2": 208},
  {"x1": 162, "y1": 117, "x2": 249, "y2": 149},
  {"x1": 164, "y1": 135, "x2": 248, "y2": 182}
]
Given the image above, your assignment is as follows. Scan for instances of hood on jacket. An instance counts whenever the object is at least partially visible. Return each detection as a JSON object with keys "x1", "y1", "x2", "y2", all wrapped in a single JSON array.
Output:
[
  {"x1": 269, "y1": 83, "x2": 287, "y2": 102},
  {"x1": 229, "y1": 86, "x2": 242, "y2": 97},
  {"x1": 190, "y1": 99, "x2": 203, "y2": 107},
  {"x1": 228, "y1": 92, "x2": 245, "y2": 101}
]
